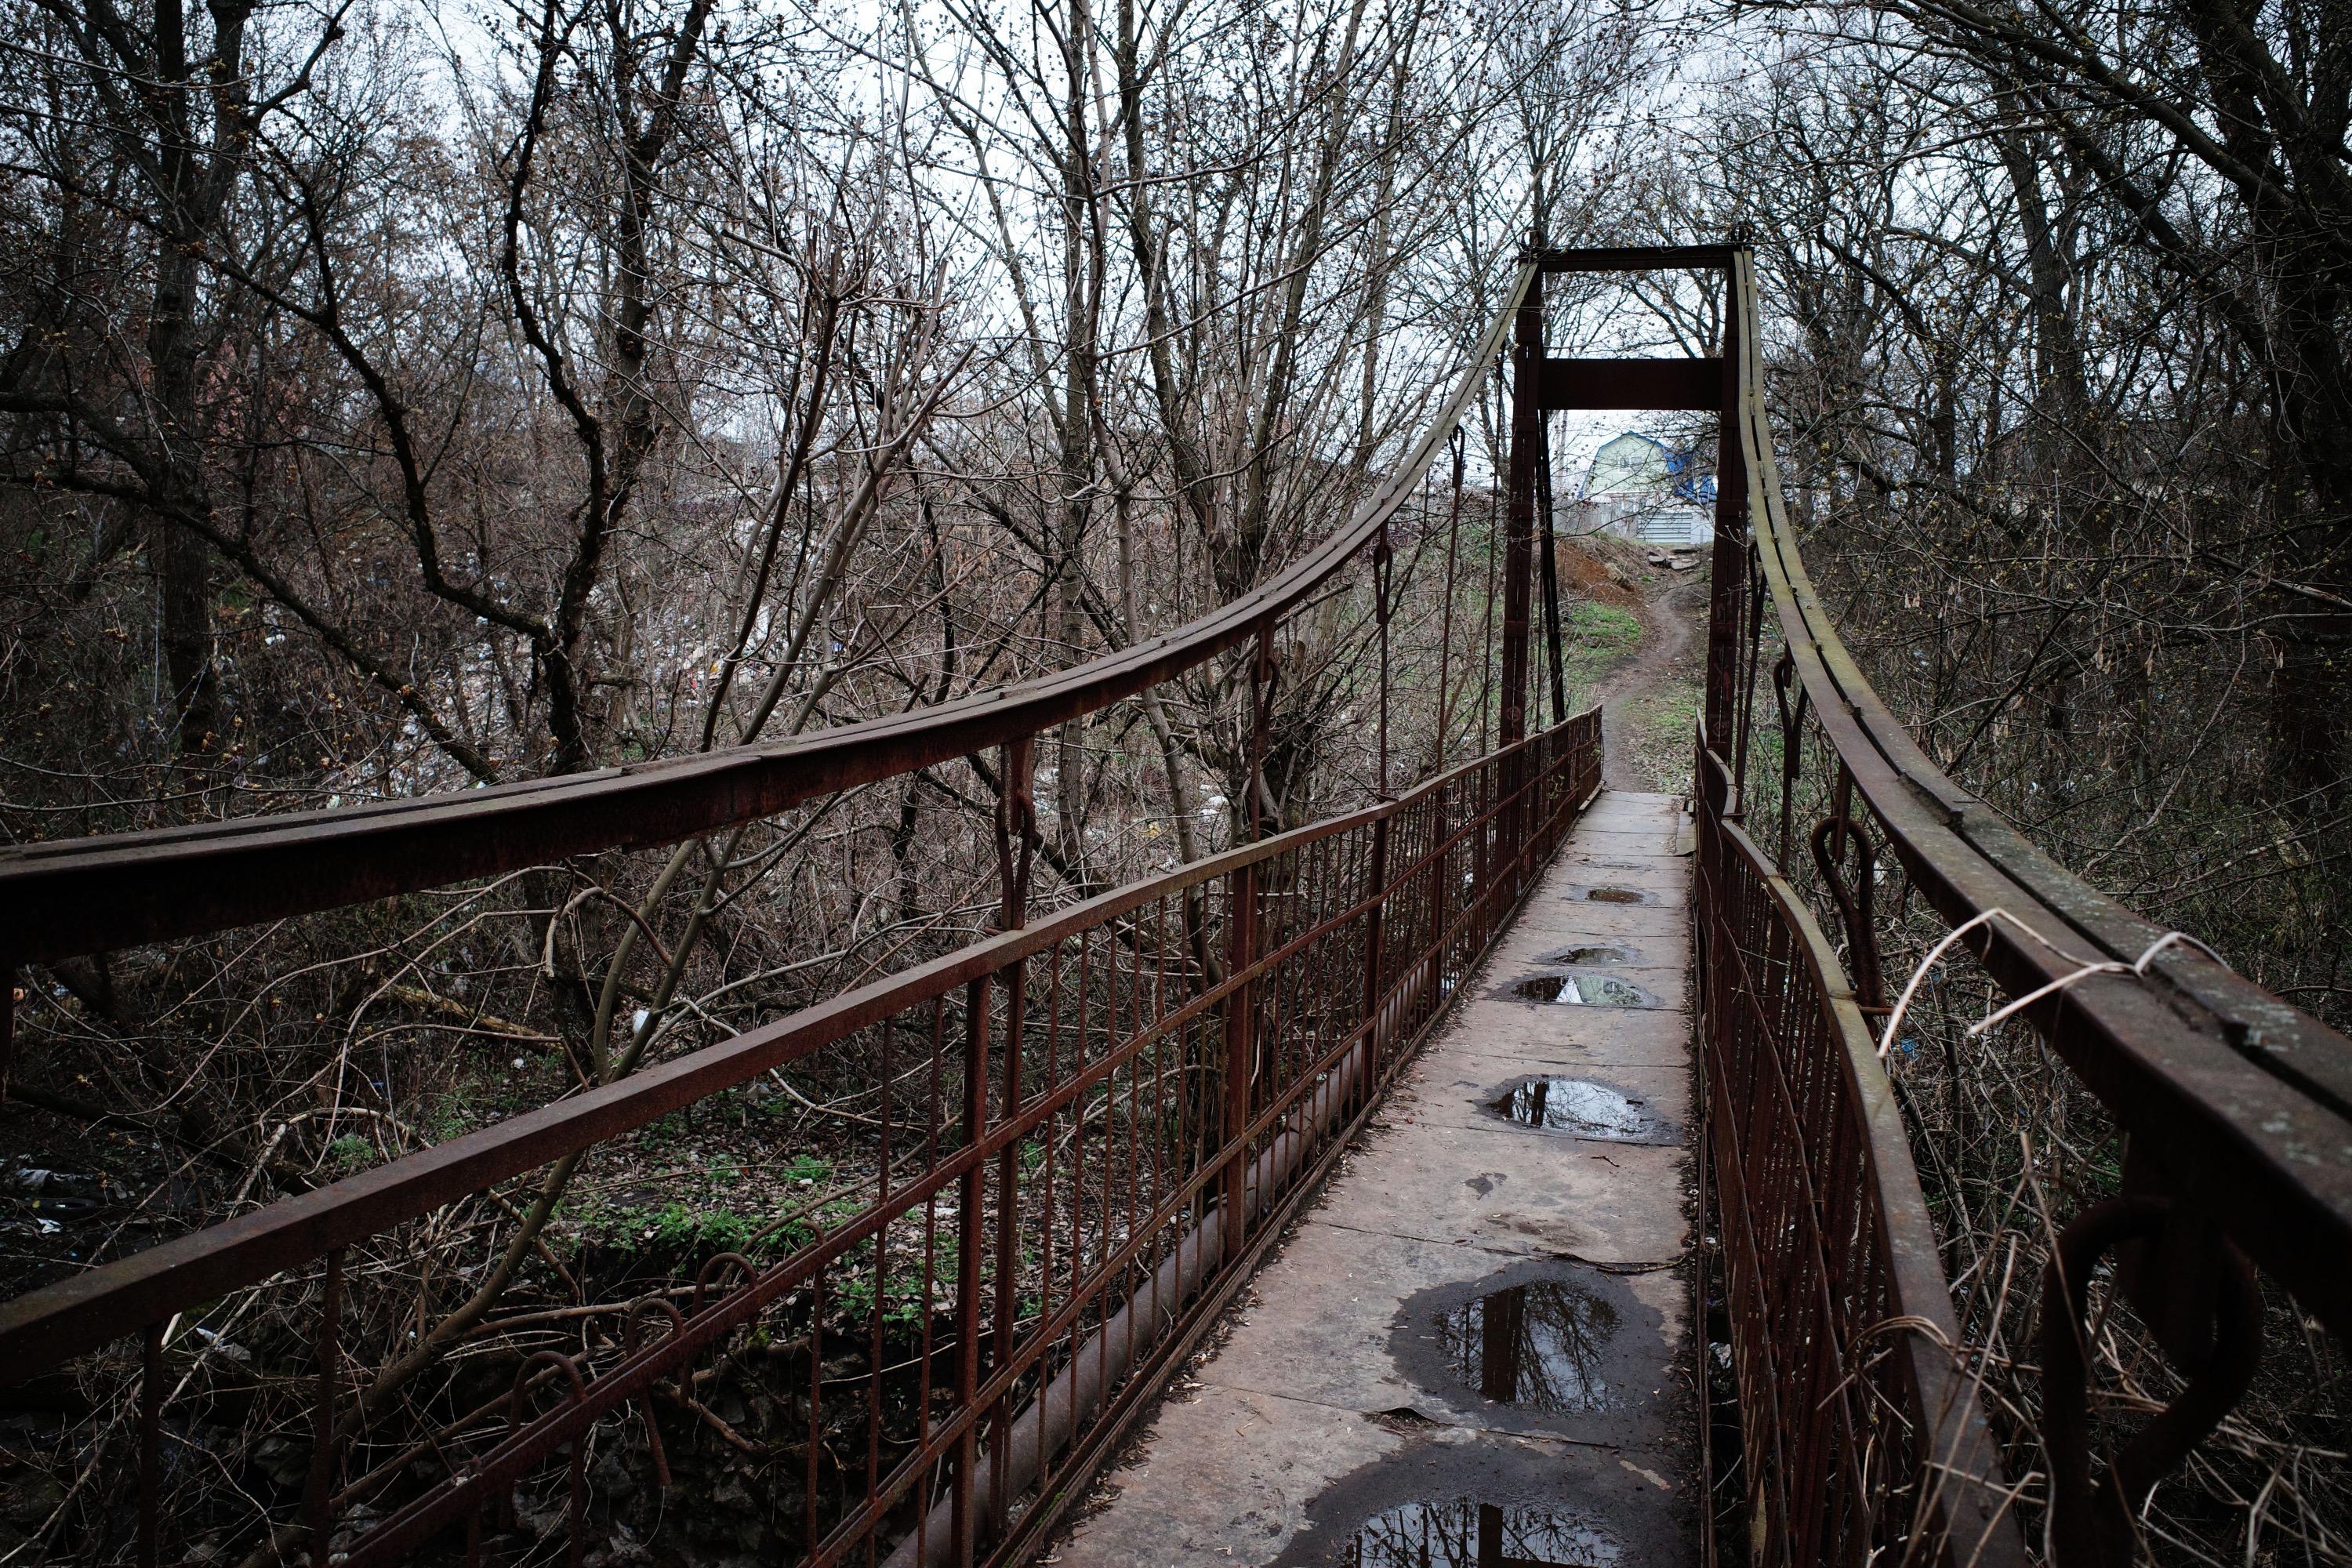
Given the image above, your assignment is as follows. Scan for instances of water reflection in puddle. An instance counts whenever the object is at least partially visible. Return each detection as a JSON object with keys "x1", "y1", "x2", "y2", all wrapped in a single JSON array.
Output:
[
  {"x1": 1488, "y1": 1079, "x2": 1657, "y2": 1140},
  {"x1": 1510, "y1": 973, "x2": 1652, "y2": 1008},
  {"x1": 1434, "y1": 1280, "x2": 1622, "y2": 1413},
  {"x1": 1338, "y1": 1499, "x2": 1617, "y2": 1566},
  {"x1": 1540, "y1": 945, "x2": 1632, "y2": 966}
]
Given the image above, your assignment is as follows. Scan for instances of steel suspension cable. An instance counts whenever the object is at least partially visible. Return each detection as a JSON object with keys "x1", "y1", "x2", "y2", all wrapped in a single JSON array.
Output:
[{"x1": 1432, "y1": 427, "x2": 1466, "y2": 773}]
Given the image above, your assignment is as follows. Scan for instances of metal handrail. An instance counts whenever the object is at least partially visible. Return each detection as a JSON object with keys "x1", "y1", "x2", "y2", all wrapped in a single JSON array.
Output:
[
  {"x1": 0, "y1": 266, "x2": 1534, "y2": 967},
  {"x1": 1696, "y1": 740, "x2": 2026, "y2": 1564},
  {"x1": 0, "y1": 707, "x2": 1598, "y2": 1567},
  {"x1": 0, "y1": 718, "x2": 1573, "y2": 1374},
  {"x1": 1725, "y1": 249, "x2": 2352, "y2": 1341},
  {"x1": 0, "y1": 252, "x2": 1572, "y2": 1568}
]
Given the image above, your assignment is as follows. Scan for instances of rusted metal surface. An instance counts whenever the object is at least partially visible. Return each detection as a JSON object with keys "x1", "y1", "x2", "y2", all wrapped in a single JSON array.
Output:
[
  {"x1": 1722, "y1": 245, "x2": 2352, "y2": 1344},
  {"x1": 604, "y1": 716, "x2": 1599, "y2": 1564},
  {"x1": 1807, "y1": 808, "x2": 1888, "y2": 1012},
  {"x1": 1535, "y1": 244, "x2": 1741, "y2": 273},
  {"x1": 1625, "y1": 240, "x2": 2029, "y2": 1566},
  {"x1": 0, "y1": 965, "x2": 15, "y2": 1102},
  {"x1": 306, "y1": 1247, "x2": 344, "y2": 1566},
  {"x1": 1532, "y1": 356, "x2": 1722, "y2": 410},
  {"x1": 2040, "y1": 1198, "x2": 2262, "y2": 1568},
  {"x1": 0, "y1": 704, "x2": 1598, "y2": 1566},
  {"x1": 0, "y1": 726, "x2": 1581, "y2": 1363},
  {"x1": 1498, "y1": 263, "x2": 1542, "y2": 754},
  {"x1": 1702, "y1": 236, "x2": 2352, "y2": 1567},
  {"x1": 1696, "y1": 746, "x2": 2025, "y2": 1566}
]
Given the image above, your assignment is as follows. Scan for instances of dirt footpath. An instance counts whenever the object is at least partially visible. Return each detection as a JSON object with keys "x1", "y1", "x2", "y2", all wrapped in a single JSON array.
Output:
[{"x1": 1558, "y1": 541, "x2": 1709, "y2": 794}]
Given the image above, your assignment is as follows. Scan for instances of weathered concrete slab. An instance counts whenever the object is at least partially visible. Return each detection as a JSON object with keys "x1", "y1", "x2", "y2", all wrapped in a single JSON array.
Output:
[
  {"x1": 1546, "y1": 856, "x2": 1687, "y2": 889},
  {"x1": 1190, "y1": 1223, "x2": 1688, "y2": 1448},
  {"x1": 1073, "y1": 1384, "x2": 1402, "y2": 1563},
  {"x1": 1551, "y1": 882, "x2": 1689, "y2": 911},
  {"x1": 1071, "y1": 1389, "x2": 1689, "y2": 1568},
  {"x1": 1431, "y1": 1006, "x2": 1693, "y2": 1069},
  {"x1": 1312, "y1": 1127, "x2": 1686, "y2": 1265},
  {"x1": 1506, "y1": 903, "x2": 1686, "y2": 941},
  {"x1": 1555, "y1": 829, "x2": 1687, "y2": 856},
  {"x1": 1051, "y1": 793, "x2": 1697, "y2": 1567}
]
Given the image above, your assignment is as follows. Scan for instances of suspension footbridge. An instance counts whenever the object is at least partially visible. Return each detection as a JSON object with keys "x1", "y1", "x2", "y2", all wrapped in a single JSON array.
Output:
[{"x1": 2, "y1": 246, "x2": 2345, "y2": 1568}]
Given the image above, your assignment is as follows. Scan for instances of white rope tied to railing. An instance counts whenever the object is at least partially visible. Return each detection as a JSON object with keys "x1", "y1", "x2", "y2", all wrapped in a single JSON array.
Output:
[
  {"x1": 1877, "y1": 911, "x2": 2228, "y2": 1062},
  {"x1": 1966, "y1": 928, "x2": 2228, "y2": 1040}
]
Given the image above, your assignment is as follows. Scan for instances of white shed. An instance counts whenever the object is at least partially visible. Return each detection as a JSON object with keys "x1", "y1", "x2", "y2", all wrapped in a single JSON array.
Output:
[{"x1": 1574, "y1": 432, "x2": 1715, "y2": 547}]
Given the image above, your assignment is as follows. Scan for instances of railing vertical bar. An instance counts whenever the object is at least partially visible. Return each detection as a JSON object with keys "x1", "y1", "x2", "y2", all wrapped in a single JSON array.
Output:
[
  {"x1": 808, "y1": 1270, "x2": 826, "y2": 1555},
  {"x1": 307, "y1": 1247, "x2": 344, "y2": 1567},
  {"x1": 988, "y1": 735, "x2": 1033, "y2": 1534},
  {"x1": 0, "y1": 961, "x2": 14, "y2": 1105},
  {"x1": 951, "y1": 971, "x2": 987, "y2": 1568},
  {"x1": 139, "y1": 1320, "x2": 161, "y2": 1568},
  {"x1": 1362, "y1": 817, "x2": 1389, "y2": 1090},
  {"x1": 913, "y1": 999, "x2": 943, "y2": 1568}
]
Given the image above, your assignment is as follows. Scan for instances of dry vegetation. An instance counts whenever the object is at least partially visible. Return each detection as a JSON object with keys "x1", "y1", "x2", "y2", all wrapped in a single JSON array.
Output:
[
  {"x1": 1684, "y1": 2, "x2": 2352, "y2": 1559},
  {"x1": 0, "y1": 0, "x2": 2346, "y2": 1558},
  {"x1": 0, "y1": 0, "x2": 1662, "y2": 1556}
]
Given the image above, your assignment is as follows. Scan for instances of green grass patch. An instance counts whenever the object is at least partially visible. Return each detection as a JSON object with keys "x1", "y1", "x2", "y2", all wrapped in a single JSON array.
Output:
[
  {"x1": 325, "y1": 1134, "x2": 374, "y2": 1175},
  {"x1": 1564, "y1": 601, "x2": 1643, "y2": 694},
  {"x1": 1571, "y1": 601, "x2": 1642, "y2": 648}
]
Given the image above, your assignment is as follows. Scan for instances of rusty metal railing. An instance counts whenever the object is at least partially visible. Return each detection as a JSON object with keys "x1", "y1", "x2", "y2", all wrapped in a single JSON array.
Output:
[
  {"x1": 0, "y1": 251, "x2": 1617, "y2": 1566},
  {"x1": 0, "y1": 710, "x2": 1596, "y2": 1566},
  {"x1": 1441, "y1": 240, "x2": 2034, "y2": 1568},
  {"x1": 0, "y1": 257, "x2": 1526, "y2": 972},
  {"x1": 1701, "y1": 240, "x2": 2352, "y2": 1567},
  {"x1": 1695, "y1": 742, "x2": 2024, "y2": 1566}
]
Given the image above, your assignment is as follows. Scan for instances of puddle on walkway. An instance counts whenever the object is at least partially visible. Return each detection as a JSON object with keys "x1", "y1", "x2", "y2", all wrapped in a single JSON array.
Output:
[
  {"x1": 1281, "y1": 1269, "x2": 1688, "y2": 1568},
  {"x1": 1334, "y1": 1499, "x2": 1619, "y2": 1566},
  {"x1": 1581, "y1": 886, "x2": 1647, "y2": 905},
  {"x1": 1509, "y1": 973, "x2": 1653, "y2": 1008},
  {"x1": 1486, "y1": 1077, "x2": 1661, "y2": 1141},
  {"x1": 1538, "y1": 944, "x2": 1634, "y2": 967},
  {"x1": 1389, "y1": 1263, "x2": 1667, "y2": 1443},
  {"x1": 1433, "y1": 1280, "x2": 1622, "y2": 1413}
]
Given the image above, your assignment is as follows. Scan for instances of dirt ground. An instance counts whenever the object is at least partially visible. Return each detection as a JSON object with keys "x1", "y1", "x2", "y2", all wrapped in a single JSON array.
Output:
[{"x1": 1556, "y1": 536, "x2": 1709, "y2": 795}]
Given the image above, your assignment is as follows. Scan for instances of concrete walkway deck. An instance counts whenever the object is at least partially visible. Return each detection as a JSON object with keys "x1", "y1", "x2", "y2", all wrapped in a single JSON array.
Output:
[{"x1": 1054, "y1": 790, "x2": 1697, "y2": 1567}]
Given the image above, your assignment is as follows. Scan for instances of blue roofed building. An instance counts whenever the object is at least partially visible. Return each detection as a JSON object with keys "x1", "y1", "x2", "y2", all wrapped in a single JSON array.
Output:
[{"x1": 1573, "y1": 430, "x2": 1715, "y2": 547}]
